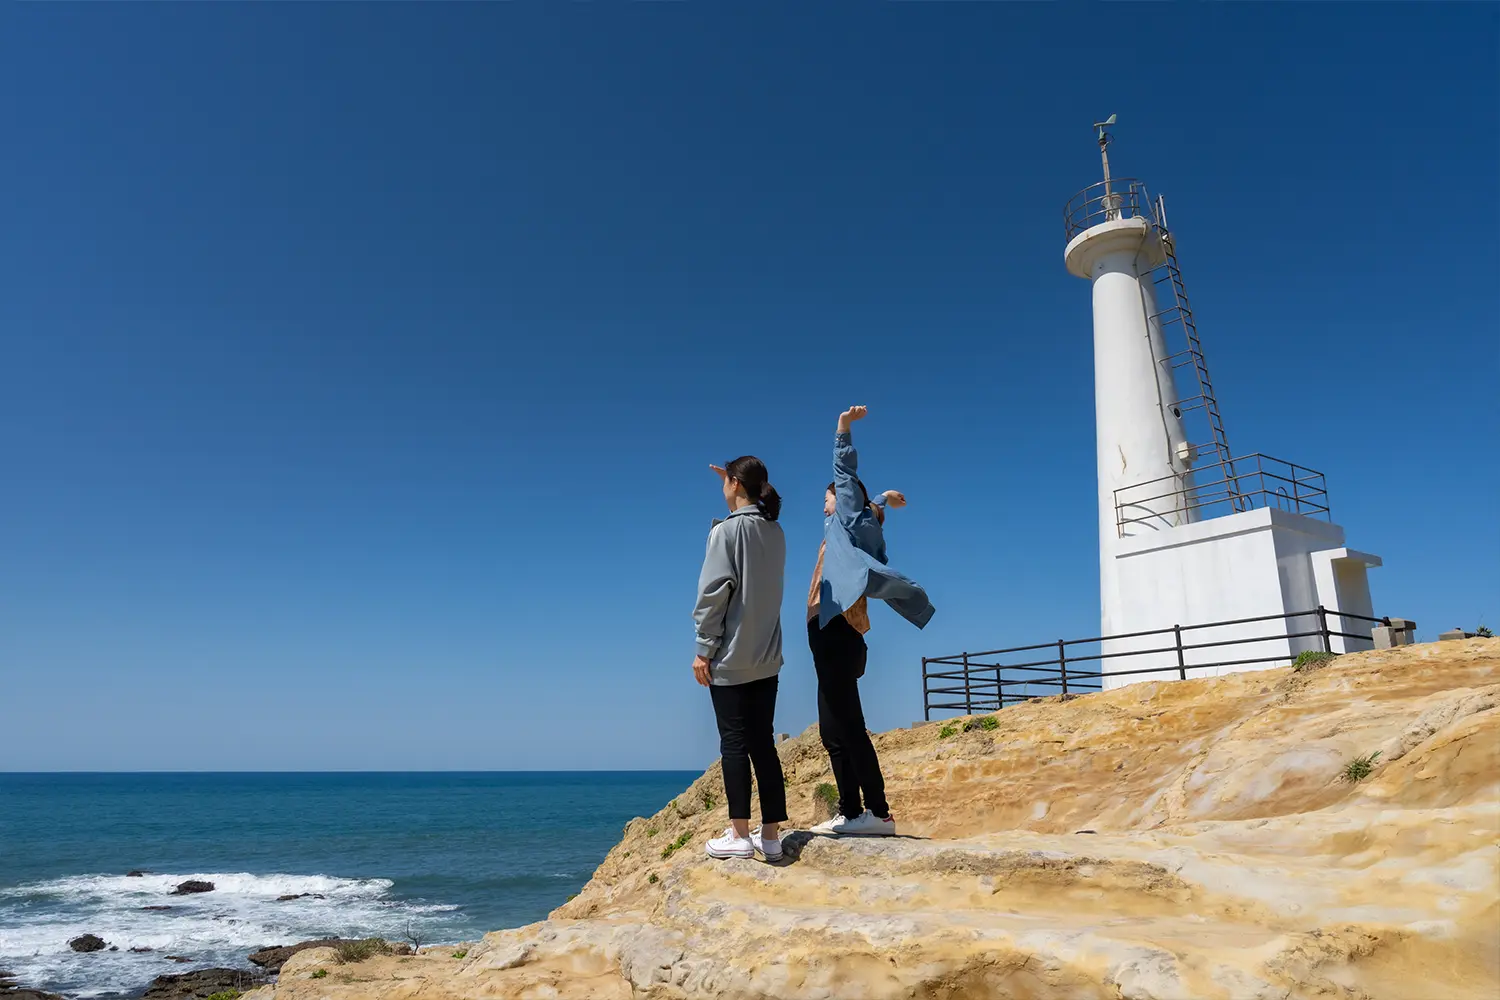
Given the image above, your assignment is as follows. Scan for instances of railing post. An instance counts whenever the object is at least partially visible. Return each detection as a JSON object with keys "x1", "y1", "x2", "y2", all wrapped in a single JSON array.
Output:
[
  {"x1": 1317, "y1": 605, "x2": 1332, "y2": 653},
  {"x1": 1057, "y1": 640, "x2": 1068, "y2": 696},
  {"x1": 962, "y1": 652, "x2": 972, "y2": 714},
  {"x1": 1174, "y1": 624, "x2": 1186, "y2": 680},
  {"x1": 922, "y1": 657, "x2": 930, "y2": 721}
]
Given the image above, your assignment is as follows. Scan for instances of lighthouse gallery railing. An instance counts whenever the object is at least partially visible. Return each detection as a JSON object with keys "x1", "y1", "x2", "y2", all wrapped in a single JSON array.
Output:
[
  {"x1": 1113, "y1": 452, "x2": 1330, "y2": 536},
  {"x1": 1064, "y1": 177, "x2": 1158, "y2": 239}
]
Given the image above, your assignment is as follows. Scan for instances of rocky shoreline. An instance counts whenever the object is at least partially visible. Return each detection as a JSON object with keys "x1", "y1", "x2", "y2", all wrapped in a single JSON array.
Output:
[
  {"x1": 2, "y1": 936, "x2": 421, "y2": 1000},
  {"x1": 3, "y1": 873, "x2": 420, "y2": 1000},
  {"x1": 0, "y1": 866, "x2": 435, "y2": 1000}
]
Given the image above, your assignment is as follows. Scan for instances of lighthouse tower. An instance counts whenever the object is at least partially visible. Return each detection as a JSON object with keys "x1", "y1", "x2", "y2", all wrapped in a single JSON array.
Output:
[{"x1": 1063, "y1": 118, "x2": 1384, "y2": 688}]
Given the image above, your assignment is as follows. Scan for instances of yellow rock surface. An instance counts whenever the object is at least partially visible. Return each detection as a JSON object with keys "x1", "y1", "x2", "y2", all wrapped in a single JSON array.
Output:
[{"x1": 255, "y1": 639, "x2": 1500, "y2": 999}]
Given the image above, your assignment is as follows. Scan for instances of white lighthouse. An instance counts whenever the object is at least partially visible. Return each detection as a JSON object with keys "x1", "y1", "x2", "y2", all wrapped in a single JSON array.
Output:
[{"x1": 1064, "y1": 118, "x2": 1384, "y2": 688}]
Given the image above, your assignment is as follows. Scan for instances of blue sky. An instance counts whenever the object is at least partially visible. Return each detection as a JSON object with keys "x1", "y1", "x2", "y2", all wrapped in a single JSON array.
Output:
[{"x1": 2, "y1": 4, "x2": 1495, "y2": 771}]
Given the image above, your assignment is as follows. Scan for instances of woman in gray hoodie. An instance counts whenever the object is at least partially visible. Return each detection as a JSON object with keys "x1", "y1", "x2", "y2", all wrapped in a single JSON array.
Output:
[{"x1": 692, "y1": 455, "x2": 787, "y2": 862}]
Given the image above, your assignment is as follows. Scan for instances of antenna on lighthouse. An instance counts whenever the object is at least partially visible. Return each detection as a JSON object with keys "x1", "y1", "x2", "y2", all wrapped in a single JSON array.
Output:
[
  {"x1": 1093, "y1": 114, "x2": 1118, "y2": 217},
  {"x1": 1093, "y1": 114, "x2": 1117, "y2": 181}
]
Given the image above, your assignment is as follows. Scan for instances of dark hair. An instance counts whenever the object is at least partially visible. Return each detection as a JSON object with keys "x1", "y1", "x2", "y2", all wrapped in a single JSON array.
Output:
[
  {"x1": 726, "y1": 456, "x2": 781, "y2": 521},
  {"x1": 826, "y1": 479, "x2": 882, "y2": 523}
]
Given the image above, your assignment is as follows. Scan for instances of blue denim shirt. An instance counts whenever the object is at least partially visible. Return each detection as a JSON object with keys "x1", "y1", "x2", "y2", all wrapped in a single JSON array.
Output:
[{"x1": 815, "y1": 431, "x2": 935, "y2": 631}]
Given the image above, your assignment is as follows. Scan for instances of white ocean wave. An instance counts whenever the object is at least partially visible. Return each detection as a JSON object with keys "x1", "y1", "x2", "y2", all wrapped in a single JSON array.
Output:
[{"x1": 0, "y1": 871, "x2": 461, "y2": 999}]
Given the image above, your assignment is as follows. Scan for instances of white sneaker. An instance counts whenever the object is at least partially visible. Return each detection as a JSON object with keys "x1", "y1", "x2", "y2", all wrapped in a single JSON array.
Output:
[
  {"x1": 705, "y1": 828, "x2": 754, "y2": 859},
  {"x1": 809, "y1": 815, "x2": 846, "y2": 835},
  {"x1": 812, "y1": 810, "x2": 895, "y2": 837},
  {"x1": 750, "y1": 828, "x2": 783, "y2": 861}
]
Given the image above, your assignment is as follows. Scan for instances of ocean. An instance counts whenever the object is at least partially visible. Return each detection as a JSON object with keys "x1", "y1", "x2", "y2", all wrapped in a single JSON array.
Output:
[{"x1": 0, "y1": 771, "x2": 697, "y2": 998}]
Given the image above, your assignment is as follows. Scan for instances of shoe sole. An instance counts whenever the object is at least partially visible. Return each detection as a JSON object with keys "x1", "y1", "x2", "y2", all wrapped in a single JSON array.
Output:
[
  {"x1": 705, "y1": 847, "x2": 754, "y2": 859},
  {"x1": 757, "y1": 850, "x2": 784, "y2": 862}
]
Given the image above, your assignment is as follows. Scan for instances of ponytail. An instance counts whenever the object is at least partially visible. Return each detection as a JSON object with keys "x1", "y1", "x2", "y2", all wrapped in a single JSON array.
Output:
[
  {"x1": 724, "y1": 455, "x2": 781, "y2": 522},
  {"x1": 756, "y1": 482, "x2": 782, "y2": 522}
]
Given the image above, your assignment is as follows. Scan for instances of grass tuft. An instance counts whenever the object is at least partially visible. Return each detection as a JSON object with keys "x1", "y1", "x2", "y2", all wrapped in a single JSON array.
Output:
[
  {"x1": 1293, "y1": 650, "x2": 1338, "y2": 672},
  {"x1": 647, "y1": 873, "x2": 659, "y2": 885},
  {"x1": 203, "y1": 993, "x2": 240, "y2": 1000},
  {"x1": 701, "y1": 790, "x2": 716, "y2": 810},
  {"x1": 451, "y1": 950, "x2": 467, "y2": 960},
  {"x1": 812, "y1": 783, "x2": 838, "y2": 810},
  {"x1": 334, "y1": 939, "x2": 389, "y2": 964},
  {"x1": 660, "y1": 831, "x2": 692, "y2": 860},
  {"x1": 646, "y1": 826, "x2": 659, "y2": 838},
  {"x1": 310, "y1": 970, "x2": 328, "y2": 979},
  {"x1": 1477, "y1": 625, "x2": 1494, "y2": 638},
  {"x1": 939, "y1": 724, "x2": 959, "y2": 739},
  {"x1": 962, "y1": 716, "x2": 1000, "y2": 733},
  {"x1": 1341, "y1": 751, "x2": 1382, "y2": 783}
]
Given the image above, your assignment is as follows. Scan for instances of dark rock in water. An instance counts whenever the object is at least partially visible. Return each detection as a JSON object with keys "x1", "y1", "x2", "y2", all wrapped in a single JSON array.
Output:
[
  {"x1": 126, "y1": 870, "x2": 150, "y2": 877},
  {"x1": 169, "y1": 880, "x2": 214, "y2": 896},
  {"x1": 247, "y1": 938, "x2": 347, "y2": 972},
  {"x1": 163, "y1": 956, "x2": 193, "y2": 964},
  {"x1": 140, "y1": 967, "x2": 267, "y2": 999},
  {"x1": 130, "y1": 946, "x2": 155, "y2": 954},
  {"x1": 69, "y1": 934, "x2": 107, "y2": 953},
  {"x1": 108, "y1": 946, "x2": 119, "y2": 952},
  {"x1": 141, "y1": 905, "x2": 173, "y2": 912}
]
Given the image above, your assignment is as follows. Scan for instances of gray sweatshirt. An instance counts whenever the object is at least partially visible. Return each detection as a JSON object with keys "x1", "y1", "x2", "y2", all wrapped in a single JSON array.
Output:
[{"x1": 693, "y1": 505, "x2": 785, "y2": 686}]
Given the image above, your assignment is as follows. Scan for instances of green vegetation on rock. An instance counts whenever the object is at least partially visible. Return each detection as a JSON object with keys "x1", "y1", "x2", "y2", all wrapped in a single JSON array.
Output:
[
  {"x1": 813, "y1": 783, "x2": 838, "y2": 810},
  {"x1": 1341, "y1": 750, "x2": 1382, "y2": 783},
  {"x1": 660, "y1": 831, "x2": 692, "y2": 859},
  {"x1": 334, "y1": 939, "x2": 388, "y2": 964},
  {"x1": 1294, "y1": 650, "x2": 1338, "y2": 672}
]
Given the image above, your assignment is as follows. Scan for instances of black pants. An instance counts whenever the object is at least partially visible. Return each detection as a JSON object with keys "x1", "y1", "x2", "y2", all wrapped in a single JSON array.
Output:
[
  {"x1": 808, "y1": 616, "x2": 889, "y2": 820},
  {"x1": 709, "y1": 674, "x2": 788, "y2": 824}
]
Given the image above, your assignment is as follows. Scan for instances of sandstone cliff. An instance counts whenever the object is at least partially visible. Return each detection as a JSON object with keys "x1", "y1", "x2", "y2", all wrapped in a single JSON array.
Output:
[{"x1": 247, "y1": 638, "x2": 1499, "y2": 999}]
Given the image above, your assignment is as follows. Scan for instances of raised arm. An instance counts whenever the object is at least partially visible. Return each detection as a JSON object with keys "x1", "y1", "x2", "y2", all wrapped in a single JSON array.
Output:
[{"x1": 832, "y1": 406, "x2": 868, "y2": 521}]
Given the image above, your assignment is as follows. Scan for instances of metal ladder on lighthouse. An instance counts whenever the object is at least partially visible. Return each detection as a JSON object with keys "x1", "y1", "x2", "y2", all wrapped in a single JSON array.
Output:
[{"x1": 1143, "y1": 193, "x2": 1245, "y2": 511}]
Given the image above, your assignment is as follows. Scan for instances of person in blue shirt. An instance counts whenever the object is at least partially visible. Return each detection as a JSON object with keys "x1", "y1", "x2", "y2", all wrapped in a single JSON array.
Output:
[{"x1": 806, "y1": 406, "x2": 934, "y2": 837}]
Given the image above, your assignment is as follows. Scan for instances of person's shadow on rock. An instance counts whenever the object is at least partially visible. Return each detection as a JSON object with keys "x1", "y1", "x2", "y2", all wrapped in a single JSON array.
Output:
[{"x1": 770, "y1": 829, "x2": 927, "y2": 866}]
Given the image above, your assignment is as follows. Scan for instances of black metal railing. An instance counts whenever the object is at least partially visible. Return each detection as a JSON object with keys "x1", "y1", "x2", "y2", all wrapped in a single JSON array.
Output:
[
  {"x1": 1064, "y1": 178, "x2": 1160, "y2": 240},
  {"x1": 921, "y1": 607, "x2": 1398, "y2": 720},
  {"x1": 1114, "y1": 453, "x2": 1329, "y2": 535}
]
